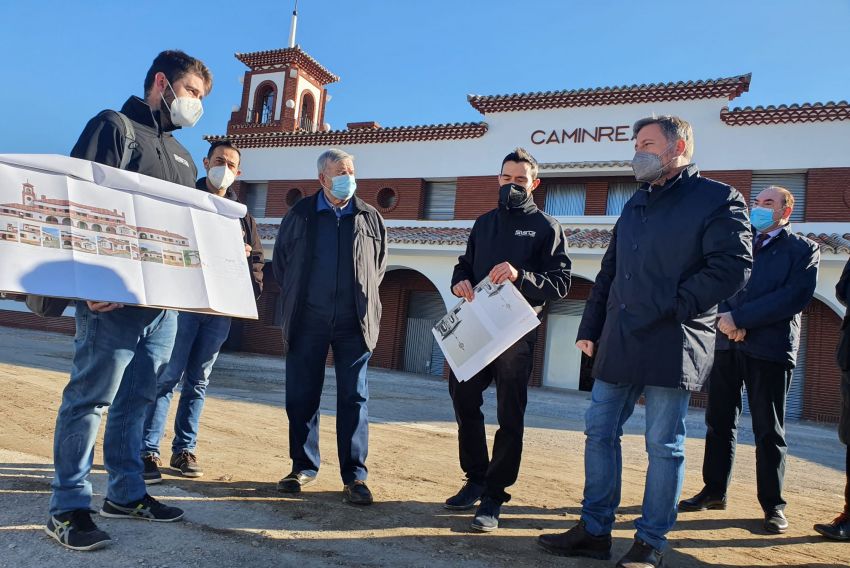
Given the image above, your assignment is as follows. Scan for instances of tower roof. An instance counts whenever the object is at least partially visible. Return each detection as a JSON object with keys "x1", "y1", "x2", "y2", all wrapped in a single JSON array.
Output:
[{"x1": 235, "y1": 46, "x2": 339, "y2": 85}]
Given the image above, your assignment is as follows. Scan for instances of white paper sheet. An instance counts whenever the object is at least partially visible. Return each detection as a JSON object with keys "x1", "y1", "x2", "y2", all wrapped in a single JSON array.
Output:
[
  {"x1": 432, "y1": 277, "x2": 540, "y2": 382},
  {"x1": 0, "y1": 154, "x2": 257, "y2": 319}
]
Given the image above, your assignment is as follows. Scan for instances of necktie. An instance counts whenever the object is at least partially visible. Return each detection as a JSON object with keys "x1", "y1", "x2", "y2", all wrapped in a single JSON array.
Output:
[{"x1": 753, "y1": 233, "x2": 769, "y2": 255}]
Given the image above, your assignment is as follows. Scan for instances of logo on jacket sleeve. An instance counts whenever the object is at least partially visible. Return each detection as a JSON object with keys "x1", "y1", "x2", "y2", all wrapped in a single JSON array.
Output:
[
  {"x1": 173, "y1": 154, "x2": 191, "y2": 168},
  {"x1": 515, "y1": 230, "x2": 536, "y2": 237}
]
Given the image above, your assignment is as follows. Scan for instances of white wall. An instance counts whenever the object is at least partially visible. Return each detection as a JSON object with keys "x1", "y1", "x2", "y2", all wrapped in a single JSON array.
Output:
[
  {"x1": 248, "y1": 72, "x2": 286, "y2": 122},
  {"x1": 239, "y1": 96, "x2": 850, "y2": 181}
]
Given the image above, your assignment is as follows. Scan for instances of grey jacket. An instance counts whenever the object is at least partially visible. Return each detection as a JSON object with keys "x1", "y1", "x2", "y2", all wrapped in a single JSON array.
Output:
[{"x1": 272, "y1": 192, "x2": 387, "y2": 351}]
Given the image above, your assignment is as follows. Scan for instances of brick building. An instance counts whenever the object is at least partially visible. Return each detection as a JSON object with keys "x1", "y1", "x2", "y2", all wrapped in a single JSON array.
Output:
[{"x1": 3, "y1": 42, "x2": 849, "y2": 424}]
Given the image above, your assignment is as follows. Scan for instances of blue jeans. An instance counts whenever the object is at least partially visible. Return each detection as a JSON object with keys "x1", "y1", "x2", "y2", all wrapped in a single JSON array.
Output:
[
  {"x1": 50, "y1": 305, "x2": 176, "y2": 515},
  {"x1": 581, "y1": 379, "x2": 691, "y2": 551},
  {"x1": 285, "y1": 317, "x2": 371, "y2": 485},
  {"x1": 141, "y1": 312, "x2": 231, "y2": 456}
]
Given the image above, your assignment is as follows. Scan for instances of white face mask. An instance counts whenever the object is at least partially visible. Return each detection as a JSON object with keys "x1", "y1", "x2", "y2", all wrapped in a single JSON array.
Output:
[
  {"x1": 207, "y1": 165, "x2": 236, "y2": 191},
  {"x1": 162, "y1": 78, "x2": 203, "y2": 128}
]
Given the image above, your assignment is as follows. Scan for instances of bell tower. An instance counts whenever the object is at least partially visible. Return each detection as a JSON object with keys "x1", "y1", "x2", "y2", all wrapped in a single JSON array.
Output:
[
  {"x1": 22, "y1": 182, "x2": 35, "y2": 206},
  {"x1": 226, "y1": 5, "x2": 339, "y2": 136}
]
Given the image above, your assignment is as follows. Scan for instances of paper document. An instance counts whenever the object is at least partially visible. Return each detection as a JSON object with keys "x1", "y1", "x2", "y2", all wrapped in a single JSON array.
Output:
[
  {"x1": 432, "y1": 277, "x2": 540, "y2": 382},
  {"x1": 0, "y1": 154, "x2": 258, "y2": 319}
]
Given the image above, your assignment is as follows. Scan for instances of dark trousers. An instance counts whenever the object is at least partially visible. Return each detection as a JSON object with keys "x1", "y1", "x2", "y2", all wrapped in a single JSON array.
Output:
[
  {"x1": 845, "y1": 445, "x2": 849, "y2": 514},
  {"x1": 448, "y1": 335, "x2": 535, "y2": 503},
  {"x1": 703, "y1": 350, "x2": 792, "y2": 512},
  {"x1": 285, "y1": 317, "x2": 371, "y2": 485}
]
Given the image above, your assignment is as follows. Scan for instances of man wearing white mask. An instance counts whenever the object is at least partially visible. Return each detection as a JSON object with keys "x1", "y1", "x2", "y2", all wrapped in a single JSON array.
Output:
[
  {"x1": 47, "y1": 50, "x2": 211, "y2": 551},
  {"x1": 680, "y1": 186, "x2": 819, "y2": 534},
  {"x1": 140, "y1": 141, "x2": 263, "y2": 484},
  {"x1": 272, "y1": 148, "x2": 387, "y2": 505}
]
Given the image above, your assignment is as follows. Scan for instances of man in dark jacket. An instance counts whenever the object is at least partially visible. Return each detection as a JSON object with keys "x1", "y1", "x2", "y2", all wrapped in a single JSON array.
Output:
[
  {"x1": 538, "y1": 116, "x2": 752, "y2": 567},
  {"x1": 446, "y1": 147, "x2": 571, "y2": 532},
  {"x1": 46, "y1": 50, "x2": 212, "y2": 551},
  {"x1": 140, "y1": 141, "x2": 263, "y2": 483},
  {"x1": 679, "y1": 186, "x2": 819, "y2": 534},
  {"x1": 813, "y1": 258, "x2": 850, "y2": 540},
  {"x1": 272, "y1": 148, "x2": 386, "y2": 506}
]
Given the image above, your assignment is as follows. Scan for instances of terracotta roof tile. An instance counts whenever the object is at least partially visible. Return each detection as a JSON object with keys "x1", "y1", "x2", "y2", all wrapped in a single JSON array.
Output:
[
  {"x1": 539, "y1": 160, "x2": 632, "y2": 170},
  {"x1": 720, "y1": 101, "x2": 850, "y2": 125},
  {"x1": 806, "y1": 233, "x2": 850, "y2": 254},
  {"x1": 205, "y1": 122, "x2": 488, "y2": 149},
  {"x1": 234, "y1": 46, "x2": 339, "y2": 85},
  {"x1": 467, "y1": 74, "x2": 751, "y2": 114}
]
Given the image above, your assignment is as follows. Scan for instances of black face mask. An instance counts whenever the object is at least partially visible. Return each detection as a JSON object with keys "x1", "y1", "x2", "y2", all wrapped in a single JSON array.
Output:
[{"x1": 499, "y1": 183, "x2": 529, "y2": 209}]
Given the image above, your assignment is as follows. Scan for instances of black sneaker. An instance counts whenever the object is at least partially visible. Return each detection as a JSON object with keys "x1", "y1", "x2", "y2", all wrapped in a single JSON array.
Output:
[
  {"x1": 470, "y1": 497, "x2": 501, "y2": 532},
  {"x1": 277, "y1": 471, "x2": 317, "y2": 494},
  {"x1": 100, "y1": 494, "x2": 184, "y2": 522},
  {"x1": 170, "y1": 450, "x2": 203, "y2": 478},
  {"x1": 44, "y1": 509, "x2": 112, "y2": 551},
  {"x1": 537, "y1": 520, "x2": 612, "y2": 559},
  {"x1": 143, "y1": 454, "x2": 162, "y2": 485},
  {"x1": 616, "y1": 539, "x2": 664, "y2": 568},
  {"x1": 444, "y1": 480, "x2": 485, "y2": 510}
]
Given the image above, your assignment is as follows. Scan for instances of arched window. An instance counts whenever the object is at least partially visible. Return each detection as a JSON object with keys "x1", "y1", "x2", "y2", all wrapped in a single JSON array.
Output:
[
  {"x1": 252, "y1": 82, "x2": 277, "y2": 124},
  {"x1": 299, "y1": 92, "x2": 315, "y2": 131}
]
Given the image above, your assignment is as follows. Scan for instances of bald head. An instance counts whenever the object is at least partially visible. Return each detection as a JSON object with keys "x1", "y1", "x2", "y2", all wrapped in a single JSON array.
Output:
[{"x1": 753, "y1": 185, "x2": 794, "y2": 232}]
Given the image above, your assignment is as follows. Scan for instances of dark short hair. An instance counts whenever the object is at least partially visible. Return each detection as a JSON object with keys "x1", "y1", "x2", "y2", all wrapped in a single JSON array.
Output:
[
  {"x1": 143, "y1": 50, "x2": 213, "y2": 97},
  {"x1": 207, "y1": 140, "x2": 241, "y2": 162},
  {"x1": 501, "y1": 147, "x2": 539, "y2": 180},
  {"x1": 632, "y1": 115, "x2": 694, "y2": 160}
]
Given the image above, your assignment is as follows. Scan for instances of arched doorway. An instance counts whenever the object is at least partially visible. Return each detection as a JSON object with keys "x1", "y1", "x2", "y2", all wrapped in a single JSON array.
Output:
[{"x1": 299, "y1": 92, "x2": 315, "y2": 131}]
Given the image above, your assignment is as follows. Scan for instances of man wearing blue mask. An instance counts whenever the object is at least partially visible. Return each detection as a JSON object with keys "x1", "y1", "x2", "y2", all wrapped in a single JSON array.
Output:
[
  {"x1": 538, "y1": 116, "x2": 752, "y2": 567},
  {"x1": 272, "y1": 148, "x2": 387, "y2": 505},
  {"x1": 46, "y1": 50, "x2": 212, "y2": 552},
  {"x1": 680, "y1": 186, "x2": 819, "y2": 534}
]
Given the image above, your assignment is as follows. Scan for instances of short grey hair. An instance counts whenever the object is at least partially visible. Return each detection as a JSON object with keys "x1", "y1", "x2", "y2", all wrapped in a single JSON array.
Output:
[
  {"x1": 317, "y1": 148, "x2": 354, "y2": 173},
  {"x1": 632, "y1": 115, "x2": 694, "y2": 161}
]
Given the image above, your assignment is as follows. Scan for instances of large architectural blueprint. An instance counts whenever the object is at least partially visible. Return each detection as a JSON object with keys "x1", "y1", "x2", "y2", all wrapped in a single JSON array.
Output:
[
  {"x1": 432, "y1": 277, "x2": 540, "y2": 382},
  {"x1": 0, "y1": 154, "x2": 258, "y2": 319}
]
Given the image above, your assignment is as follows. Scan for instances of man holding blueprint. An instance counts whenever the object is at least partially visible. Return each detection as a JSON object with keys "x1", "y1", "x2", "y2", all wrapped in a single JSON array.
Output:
[{"x1": 445, "y1": 147, "x2": 571, "y2": 532}]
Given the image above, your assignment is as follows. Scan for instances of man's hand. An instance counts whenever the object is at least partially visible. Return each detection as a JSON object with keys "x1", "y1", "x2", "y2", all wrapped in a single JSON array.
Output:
[
  {"x1": 576, "y1": 340, "x2": 595, "y2": 357},
  {"x1": 489, "y1": 261, "x2": 519, "y2": 285},
  {"x1": 727, "y1": 328, "x2": 747, "y2": 342},
  {"x1": 717, "y1": 312, "x2": 737, "y2": 335},
  {"x1": 244, "y1": 243, "x2": 252, "y2": 257},
  {"x1": 86, "y1": 301, "x2": 123, "y2": 313},
  {"x1": 452, "y1": 280, "x2": 475, "y2": 302}
]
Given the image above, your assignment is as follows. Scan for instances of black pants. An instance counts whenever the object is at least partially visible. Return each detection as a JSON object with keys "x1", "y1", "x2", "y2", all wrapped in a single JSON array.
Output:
[
  {"x1": 845, "y1": 445, "x2": 849, "y2": 515},
  {"x1": 448, "y1": 335, "x2": 535, "y2": 504},
  {"x1": 703, "y1": 350, "x2": 792, "y2": 512}
]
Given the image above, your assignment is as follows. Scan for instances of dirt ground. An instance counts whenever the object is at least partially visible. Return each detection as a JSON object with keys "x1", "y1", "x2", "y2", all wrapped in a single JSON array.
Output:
[{"x1": 0, "y1": 326, "x2": 848, "y2": 568}]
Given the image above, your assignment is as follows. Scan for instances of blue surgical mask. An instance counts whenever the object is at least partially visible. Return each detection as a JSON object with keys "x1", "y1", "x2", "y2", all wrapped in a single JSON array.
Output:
[
  {"x1": 330, "y1": 174, "x2": 357, "y2": 201},
  {"x1": 750, "y1": 206, "x2": 776, "y2": 232}
]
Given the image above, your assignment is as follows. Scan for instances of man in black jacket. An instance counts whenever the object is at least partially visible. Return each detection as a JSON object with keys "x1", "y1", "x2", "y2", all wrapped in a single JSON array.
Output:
[
  {"x1": 446, "y1": 147, "x2": 571, "y2": 532},
  {"x1": 813, "y1": 257, "x2": 850, "y2": 541},
  {"x1": 46, "y1": 50, "x2": 212, "y2": 551},
  {"x1": 538, "y1": 116, "x2": 751, "y2": 567},
  {"x1": 272, "y1": 148, "x2": 386, "y2": 506},
  {"x1": 679, "y1": 186, "x2": 819, "y2": 534},
  {"x1": 140, "y1": 141, "x2": 264, "y2": 483}
]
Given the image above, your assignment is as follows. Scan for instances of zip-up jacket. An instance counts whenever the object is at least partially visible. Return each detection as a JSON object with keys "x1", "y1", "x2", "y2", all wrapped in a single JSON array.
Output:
[
  {"x1": 451, "y1": 193, "x2": 571, "y2": 310},
  {"x1": 71, "y1": 96, "x2": 197, "y2": 187}
]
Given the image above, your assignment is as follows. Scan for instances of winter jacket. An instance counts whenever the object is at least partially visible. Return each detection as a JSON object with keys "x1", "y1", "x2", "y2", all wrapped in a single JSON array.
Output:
[
  {"x1": 835, "y1": 258, "x2": 850, "y2": 444},
  {"x1": 577, "y1": 165, "x2": 752, "y2": 391}
]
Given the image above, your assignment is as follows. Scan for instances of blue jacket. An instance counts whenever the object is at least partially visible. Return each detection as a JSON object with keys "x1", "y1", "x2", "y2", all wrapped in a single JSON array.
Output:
[{"x1": 716, "y1": 226, "x2": 819, "y2": 368}]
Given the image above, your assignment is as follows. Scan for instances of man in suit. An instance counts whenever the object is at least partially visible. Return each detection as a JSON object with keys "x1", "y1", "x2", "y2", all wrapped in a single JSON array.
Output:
[{"x1": 679, "y1": 186, "x2": 819, "y2": 534}]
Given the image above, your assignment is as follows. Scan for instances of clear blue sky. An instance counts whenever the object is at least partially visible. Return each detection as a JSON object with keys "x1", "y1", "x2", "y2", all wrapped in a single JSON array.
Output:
[{"x1": 1, "y1": 0, "x2": 847, "y2": 171}]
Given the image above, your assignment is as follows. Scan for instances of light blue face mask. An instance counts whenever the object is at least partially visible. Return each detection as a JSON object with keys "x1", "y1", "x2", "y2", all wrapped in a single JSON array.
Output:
[
  {"x1": 750, "y1": 206, "x2": 776, "y2": 232},
  {"x1": 330, "y1": 174, "x2": 357, "y2": 201}
]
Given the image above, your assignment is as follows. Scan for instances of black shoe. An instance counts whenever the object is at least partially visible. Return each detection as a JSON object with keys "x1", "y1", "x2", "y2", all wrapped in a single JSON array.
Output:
[
  {"x1": 537, "y1": 520, "x2": 612, "y2": 560},
  {"x1": 100, "y1": 494, "x2": 184, "y2": 522},
  {"x1": 678, "y1": 488, "x2": 727, "y2": 512},
  {"x1": 276, "y1": 471, "x2": 317, "y2": 494},
  {"x1": 814, "y1": 512, "x2": 850, "y2": 540},
  {"x1": 764, "y1": 509, "x2": 789, "y2": 534},
  {"x1": 343, "y1": 480, "x2": 374, "y2": 506},
  {"x1": 470, "y1": 497, "x2": 501, "y2": 532},
  {"x1": 142, "y1": 454, "x2": 162, "y2": 485},
  {"x1": 616, "y1": 539, "x2": 664, "y2": 568},
  {"x1": 444, "y1": 480, "x2": 485, "y2": 510},
  {"x1": 170, "y1": 450, "x2": 203, "y2": 478},
  {"x1": 44, "y1": 510, "x2": 112, "y2": 551}
]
